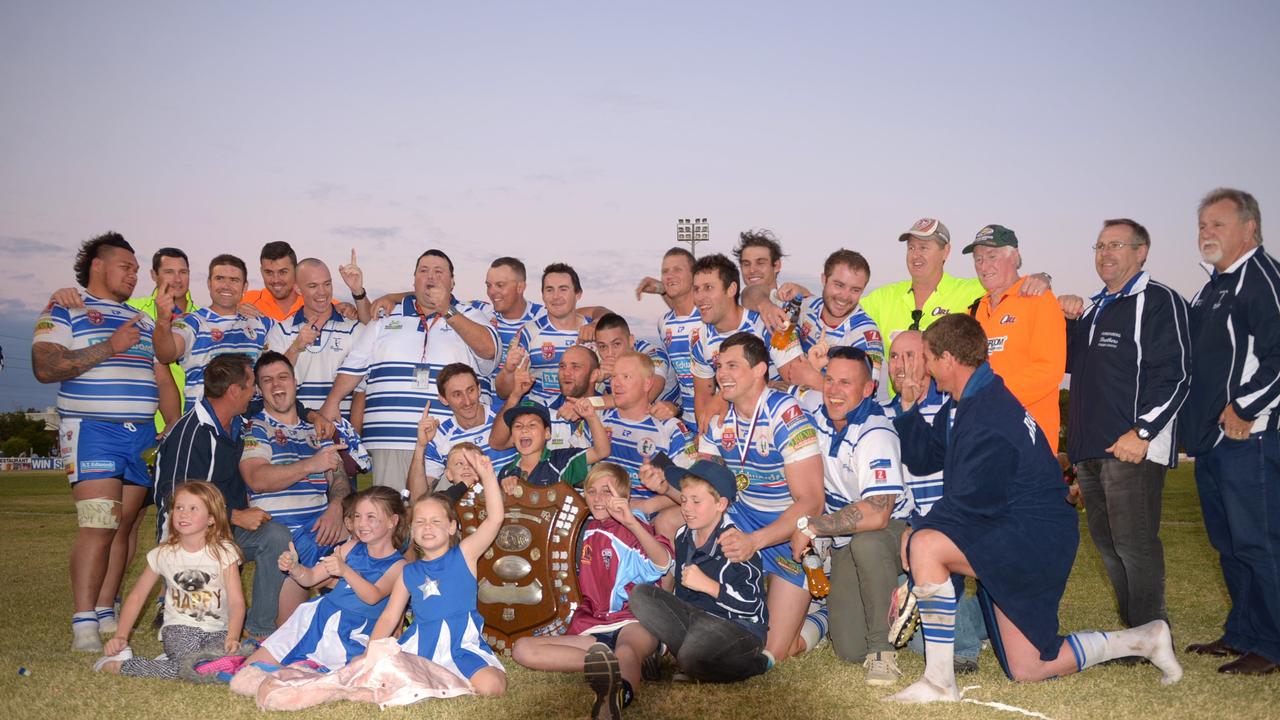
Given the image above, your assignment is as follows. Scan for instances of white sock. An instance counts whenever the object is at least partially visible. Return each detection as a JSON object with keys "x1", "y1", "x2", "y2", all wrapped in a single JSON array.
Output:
[
  {"x1": 1073, "y1": 621, "x2": 1182, "y2": 684},
  {"x1": 799, "y1": 606, "x2": 829, "y2": 654},
  {"x1": 95, "y1": 606, "x2": 115, "y2": 621},
  {"x1": 916, "y1": 581, "x2": 957, "y2": 689},
  {"x1": 1066, "y1": 630, "x2": 1110, "y2": 670},
  {"x1": 72, "y1": 611, "x2": 98, "y2": 630}
]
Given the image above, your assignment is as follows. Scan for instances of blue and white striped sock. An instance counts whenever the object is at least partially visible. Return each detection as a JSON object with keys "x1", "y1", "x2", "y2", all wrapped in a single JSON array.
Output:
[
  {"x1": 799, "y1": 605, "x2": 830, "y2": 653},
  {"x1": 95, "y1": 606, "x2": 115, "y2": 622},
  {"x1": 72, "y1": 611, "x2": 98, "y2": 629},
  {"x1": 915, "y1": 581, "x2": 957, "y2": 687},
  {"x1": 1066, "y1": 630, "x2": 1110, "y2": 671}
]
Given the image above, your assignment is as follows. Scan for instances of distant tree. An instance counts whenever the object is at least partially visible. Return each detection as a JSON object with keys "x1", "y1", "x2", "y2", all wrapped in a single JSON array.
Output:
[
  {"x1": 0, "y1": 411, "x2": 56, "y2": 456},
  {"x1": 2, "y1": 437, "x2": 27, "y2": 457}
]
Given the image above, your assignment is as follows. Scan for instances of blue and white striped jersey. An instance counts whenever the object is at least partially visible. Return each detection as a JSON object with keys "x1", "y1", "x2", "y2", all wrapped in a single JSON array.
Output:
[
  {"x1": 796, "y1": 296, "x2": 884, "y2": 364},
  {"x1": 800, "y1": 393, "x2": 903, "y2": 546},
  {"x1": 240, "y1": 410, "x2": 334, "y2": 529},
  {"x1": 265, "y1": 307, "x2": 364, "y2": 413},
  {"x1": 423, "y1": 405, "x2": 517, "y2": 479},
  {"x1": 515, "y1": 313, "x2": 593, "y2": 405},
  {"x1": 480, "y1": 300, "x2": 545, "y2": 400},
  {"x1": 599, "y1": 409, "x2": 697, "y2": 500},
  {"x1": 174, "y1": 308, "x2": 271, "y2": 406},
  {"x1": 698, "y1": 388, "x2": 821, "y2": 517},
  {"x1": 337, "y1": 297, "x2": 498, "y2": 451},
  {"x1": 883, "y1": 381, "x2": 950, "y2": 519},
  {"x1": 658, "y1": 308, "x2": 701, "y2": 423},
  {"x1": 690, "y1": 310, "x2": 802, "y2": 382},
  {"x1": 33, "y1": 292, "x2": 159, "y2": 423}
]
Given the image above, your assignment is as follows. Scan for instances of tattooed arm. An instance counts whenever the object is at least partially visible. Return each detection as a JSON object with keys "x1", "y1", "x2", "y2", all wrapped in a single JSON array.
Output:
[
  {"x1": 809, "y1": 493, "x2": 897, "y2": 536},
  {"x1": 32, "y1": 341, "x2": 120, "y2": 383}
]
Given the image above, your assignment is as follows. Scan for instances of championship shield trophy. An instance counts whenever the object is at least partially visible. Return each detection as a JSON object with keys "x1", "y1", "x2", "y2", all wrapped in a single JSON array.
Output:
[{"x1": 456, "y1": 477, "x2": 588, "y2": 655}]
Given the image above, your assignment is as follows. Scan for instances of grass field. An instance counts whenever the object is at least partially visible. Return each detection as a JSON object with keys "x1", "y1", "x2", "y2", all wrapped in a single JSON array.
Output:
[{"x1": 2, "y1": 469, "x2": 1277, "y2": 720}]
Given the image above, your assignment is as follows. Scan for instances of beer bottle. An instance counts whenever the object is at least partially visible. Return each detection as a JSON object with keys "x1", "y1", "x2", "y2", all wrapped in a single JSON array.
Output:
[
  {"x1": 770, "y1": 296, "x2": 804, "y2": 350},
  {"x1": 803, "y1": 551, "x2": 830, "y2": 599}
]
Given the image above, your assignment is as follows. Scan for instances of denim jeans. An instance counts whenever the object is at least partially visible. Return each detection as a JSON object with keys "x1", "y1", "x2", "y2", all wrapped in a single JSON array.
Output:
[
  {"x1": 1076, "y1": 457, "x2": 1168, "y2": 626},
  {"x1": 1195, "y1": 434, "x2": 1280, "y2": 663},
  {"x1": 907, "y1": 575, "x2": 985, "y2": 660},
  {"x1": 629, "y1": 584, "x2": 769, "y2": 683},
  {"x1": 233, "y1": 521, "x2": 292, "y2": 638}
]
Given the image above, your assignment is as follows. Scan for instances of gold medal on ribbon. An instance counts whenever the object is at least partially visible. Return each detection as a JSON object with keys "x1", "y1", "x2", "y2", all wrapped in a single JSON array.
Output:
[{"x1": 736, "y1": 473, "x2": 750, "y2": 492}]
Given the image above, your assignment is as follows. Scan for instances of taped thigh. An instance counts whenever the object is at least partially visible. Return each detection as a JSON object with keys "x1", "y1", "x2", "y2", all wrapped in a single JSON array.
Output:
[{"x1": 76, "y1": 498, "x2": 122, "y2": 529}]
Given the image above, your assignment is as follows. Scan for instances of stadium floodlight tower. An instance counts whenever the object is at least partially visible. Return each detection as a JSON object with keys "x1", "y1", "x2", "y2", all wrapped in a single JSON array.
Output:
[{"x1": 676, "y1": 218, "x2": 710, "y2": 257}]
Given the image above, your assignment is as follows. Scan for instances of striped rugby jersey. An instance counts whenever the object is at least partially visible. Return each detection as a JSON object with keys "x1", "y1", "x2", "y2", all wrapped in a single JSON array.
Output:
[
  {"x1": 337, "y1": 297, "x2": 498, "y2": 451},
  {"x1": 658, "y1": 307, "x2": 701, "y2": 423},
  {"x1": 423, "y1": 405, "x2": 517, "y2": 479},
  {"x1": 480, "y1": 300, "x2": 545, "y2": 399},
  {"x1": 599, "y1": 408, "x2": 697, "y2": 500},
  {"x1": 799, "y1": 392, "x2": 903, "y2": 546},
  {"x1": 174, "y1": 307, "x2": 272, "y2": 406},
  {"x1": 698, "y1": 388, "x2": 821, "y2": 518},
  {"x1": 796, "y1": 296, "x2": 884, "y2": 364},
  {"x1": 34, "y1": 292, "x2": 159, "y2": 422},
  {"x1": 515, "y1": 313, "x2": 593, "y2": 405},
  {"x1": 883, "y1": 381, "x2": 950, "y2": 519},
  {"x1": 240, "y1": 410, "x2": 335, "y2": 529},
  {"x1": 264, "y1": 306, "x2": 364, "y2": 413},
  {"x1": 690, "y1": 309, "x2": 802, "y2": 382}
]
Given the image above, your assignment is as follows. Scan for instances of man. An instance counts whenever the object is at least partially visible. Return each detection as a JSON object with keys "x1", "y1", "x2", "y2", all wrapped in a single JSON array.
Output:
[
  {"x1": 491, "y1": 344, "x2": 601, "y2": 452},
  {"x1": 154, "y1": 354, "x2": 292, "y2": 642},
  {"x1": 153, "y1": 254, "x2": 272, "y2": 408},
  {"x1": 32, "y1": 232, "x2": 174, "y2": 652},
  {"x1": 788, "y1": 347, "x2": 904, "y2": 684},
  {"x1": 661, "y1": 332, "x2": 824, "y2": 663},
  {"x1": 265, "y1": 258, "x2": 365, "y2": 417},
  {"x1": 241, "y1": 242, "x2": 368, "y2": 323},
  {"x1": 321, "y1": 249, "x2": 498, "y2": 490},
  {"x1": 482, "y1": 257, "x2": 545, "y2": 397},
  {"x1": 964, "y1": 225, "x2": 1066, "y2": 452},
  {"x1": 599, "y1": 350, "x2": 698, "y2": 521},
  {"x1": 127, "y1": 248, "x2": 199, "y2": 431},
  {"x1": 496, "y1": 263, "x2": 594, "y2": 405},
  {"x1": 636, "y1": 247, "x2": 701, "y2": 424},
  {"x1": 1058, "y1": 219, "x2": 1191, "y2": 632},
  {"x1": 735, "y1": 230, "x2": 786, "y2": 291},
  {"x1": 593, "y1": 312, "x2": 679, "y2": 407},
  {"x1": 689, "y1": 254, "x2": 819, "y2": 430},
  {"x1": 240, "y1": 352, "x2": 350, "y2": 624},
  {"x1": 887, "y1": 314, "x2": 1179, "y2": 704},
  {"x1": 406, "y1": 363, "x2": 516, "y2": 499},
  {"x1": 1182, "y1": 188, "x2": 1280, "y2": 675}
]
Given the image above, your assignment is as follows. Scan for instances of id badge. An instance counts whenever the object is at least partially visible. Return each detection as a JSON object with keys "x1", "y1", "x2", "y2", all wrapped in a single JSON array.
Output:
[{"x1": 414, "y1": 364, "x2": 432, "y2": 389}]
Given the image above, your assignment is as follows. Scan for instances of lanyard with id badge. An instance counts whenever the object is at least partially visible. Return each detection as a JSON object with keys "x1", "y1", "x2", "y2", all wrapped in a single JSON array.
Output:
[{"x1": 414, "y1": 307, "x2": 443, "y2": 389}]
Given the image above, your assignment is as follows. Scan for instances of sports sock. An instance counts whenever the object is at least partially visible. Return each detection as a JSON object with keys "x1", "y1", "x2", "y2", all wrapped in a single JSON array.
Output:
[
  {"x1": 1066, "y1": 630, "x2": 1109, "y2": 671},
  {"x1": 95, "y1": 606, "x2": 115, "y2": 622},
  {"x1": 916, "y1": 581, "x2": 958, "y2": 689},
  {"x1": 72, "y1": 611, "x2": 98, "y2": 628},
  {"x1": 799, "y1": 605, "x2": 830, "y2": 654}
]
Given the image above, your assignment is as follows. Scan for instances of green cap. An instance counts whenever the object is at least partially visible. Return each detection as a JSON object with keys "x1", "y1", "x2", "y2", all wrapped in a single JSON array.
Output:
[{"x1": 962, "y1": 224, "x2": 1019, "y2": 254}]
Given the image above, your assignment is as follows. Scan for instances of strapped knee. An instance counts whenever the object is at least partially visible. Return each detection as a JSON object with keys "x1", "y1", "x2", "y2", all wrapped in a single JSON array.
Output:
[{"x1": 76, "y1": 498, "x2": 121, "y2": 529}]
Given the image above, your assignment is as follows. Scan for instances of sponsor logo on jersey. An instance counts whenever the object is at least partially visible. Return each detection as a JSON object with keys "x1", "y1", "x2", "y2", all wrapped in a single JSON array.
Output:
[
  {"x1": 874, "y1": 469, "x2": 888, "y2": 481},
  {"x1": 638, "y1": 437, "x2": 656, "y2": 455},
  {"x1": 79, "y1": 460, "x2": 117, "y2": 472},
  {"x1": 386, "y1": 320, "x2": 403, "y2": 330},
  {"x1": 870, "y1": 458, "x2": 892, "y2": 469},
  {"x1": 721, "y1": 426, "x2": 737, "y2": 451},
  {"x1": 87, "y1": 310, "x2": 104, "y2": 325},
  {"x1": 781, "y1": 405, "x2": 803, "y2": 424},
  {"x1": 931, "y1": 307, "x2": 949, "y2": 316},
  {"x1": 541, "y1": 342, "x2": 556, "y2": 360},
  {"x1": 274, "y1": 428, "x2": 288, "y2": 445},
  {"x1": 664, "y1": 328, "x2": 673, "y2": 345},
  {"x1": 210, "y1": 328, "x2": 224, "y2": 342},
  {"x1": 690, "y1": 328, "x2": 700, "y2": 345},
  {"x1": 987, "y1": 336, "x2": 1007, "y2": 353},
  {"x1": 864, "y1": 329, "x2": 881, "y2": 344},
  {"x1": 999, "y1": 314, "x2": 1016, "y2": 325},
  {"x1": 787, "y1": 427, "x2": 818, "y2": 451},
  {"x1": 755, "y1": 435, "x2": 770, "y2": 455}
]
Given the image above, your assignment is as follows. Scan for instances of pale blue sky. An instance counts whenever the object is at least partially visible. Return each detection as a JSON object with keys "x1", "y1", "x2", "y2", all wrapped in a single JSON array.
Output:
[{"x1": 3, "y1": 1, "x2": 1279, "y2": 408}]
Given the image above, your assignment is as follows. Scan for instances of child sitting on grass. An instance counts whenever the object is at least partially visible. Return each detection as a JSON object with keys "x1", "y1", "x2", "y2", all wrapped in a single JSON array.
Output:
[
  {"x1": 242, "y1": 486, "x2": 408, "y2": 672},
  {"x1": 94, "y1": 481, "x2": 244, "y2": 678},
  {"x1": 363, "y1": 447, "x2": 508, "y2": 697},
  {"x1": 631, "y1": 459, "x2": 771, "y2": 683},
  {"x1": 511, "y1": 462, "x2": 674, "y2": 720}
]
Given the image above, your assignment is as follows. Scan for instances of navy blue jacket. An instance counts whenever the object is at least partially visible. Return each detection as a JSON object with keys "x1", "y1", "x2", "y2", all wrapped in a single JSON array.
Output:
[
  {"x1": 673, "y1": 514, "x2": 768, "y2": 643},
  {"x1": 1066, "y1": 272, "x2": 1191, "y2": 465},
  {"x1": 1183, "y1": 248, "x2": 1280, "y2": 455}
]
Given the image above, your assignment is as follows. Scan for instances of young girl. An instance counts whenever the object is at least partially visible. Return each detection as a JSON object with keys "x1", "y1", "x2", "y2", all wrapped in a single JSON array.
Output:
[
  {"x1": 243, "y1": 486, "x2": 408, "y2": 671},
  {"x1": 511, "y1": 462, "x2": 672, "y2": 719},
  {"x1": 365, "y1": 446, "x2": 507, "y2": 697},
  {"x1": 94, "y1": 481, "x2": 244, "y2": 677}
]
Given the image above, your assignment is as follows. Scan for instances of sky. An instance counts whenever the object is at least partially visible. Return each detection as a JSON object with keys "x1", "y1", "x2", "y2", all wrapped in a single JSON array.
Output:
[{"x1": 3, "y1": 1, "x2": 1279, "y2": 410}]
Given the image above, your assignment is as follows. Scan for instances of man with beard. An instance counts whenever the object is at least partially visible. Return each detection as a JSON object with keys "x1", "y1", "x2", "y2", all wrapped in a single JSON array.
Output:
[
  {"x1": 491, "y1": 344, "x2": 604, "y2": 452},
  {"x1": 636, "y1": 247, "x2": 701, "y2": 424}
]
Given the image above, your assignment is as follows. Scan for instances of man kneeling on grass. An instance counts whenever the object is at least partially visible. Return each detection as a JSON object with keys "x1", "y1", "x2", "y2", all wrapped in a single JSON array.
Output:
[
  {"x1": 886, "y1": 313, "x2": 1181, "y2": 703},
  {"x1": 512, "y1": 463, "x2": 672, "y2": 720}
]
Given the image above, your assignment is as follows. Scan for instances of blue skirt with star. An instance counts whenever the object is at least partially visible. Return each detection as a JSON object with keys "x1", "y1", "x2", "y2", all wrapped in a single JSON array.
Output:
[{"x1": 398, "y1": 545, "x2": 503, "y2": 681}]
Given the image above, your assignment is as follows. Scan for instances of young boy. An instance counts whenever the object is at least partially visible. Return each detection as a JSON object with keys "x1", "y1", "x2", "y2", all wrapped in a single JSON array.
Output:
[
  {"x1": 512, "y1": 463, "x2": 673, "y2": 720},
  {"x1": 497, "y1": 402, "x2": 610, "y2": 492},
  {"x1": 631, "y1": 459, "x2": 771, "y2": 683}
]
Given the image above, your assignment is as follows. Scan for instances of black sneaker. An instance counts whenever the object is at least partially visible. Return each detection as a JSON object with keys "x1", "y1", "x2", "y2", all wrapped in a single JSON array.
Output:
[
  {"x1": 641, "y1": 643, "x2": 665, "y2": 681},
  {"x1": 584, "y1": 642, "x2": 622, "y2": 720},
  {"x1": 954, "y1": 656, "x2": 980, "y2": 674}
]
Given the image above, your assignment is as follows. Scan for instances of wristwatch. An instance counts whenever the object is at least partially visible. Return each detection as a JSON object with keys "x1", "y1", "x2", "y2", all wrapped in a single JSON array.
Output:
[
  {"x1": 1134, "y1": 426, "x2": 1152, "y2": 441},
  {"x1": 796, "y1": 515, "x2": 817, "y2": 540},
  {"x1": 351, "y1": 288, "x2": 367, "y2": 301},
  {"x1": 443, "y1": 307, "x2": 457, "y2": 320}
]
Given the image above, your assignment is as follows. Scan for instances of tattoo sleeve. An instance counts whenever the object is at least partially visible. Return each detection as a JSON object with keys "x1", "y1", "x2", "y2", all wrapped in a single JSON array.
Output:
[
  {"x1": 328, "y1": 467, "x2": 353, "y2": 502},
  {"x1": 810, "y1": 493, "x2": 896, "y2": 537},
  {"x1": 31, "y1": 341, "x2": 116, "y2": 383}
]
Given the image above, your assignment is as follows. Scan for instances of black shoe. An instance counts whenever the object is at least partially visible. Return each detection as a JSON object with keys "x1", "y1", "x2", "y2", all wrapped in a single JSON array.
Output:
[
  {"x1": 1218, "y1": 652, "x2": 1280, "y2": 675},
  {"x1": 585, "y1": 642, "x2": 622, "y2": 720},
  {"x1": 954, "y1": 656, "x2": 980, "y2": 674},
  {"x1": 1186, "y1": 637, "x2": 1241, "y2": 657},
  {"x1": 641, "y1": 643, "x2": 664, "y2": 681}
]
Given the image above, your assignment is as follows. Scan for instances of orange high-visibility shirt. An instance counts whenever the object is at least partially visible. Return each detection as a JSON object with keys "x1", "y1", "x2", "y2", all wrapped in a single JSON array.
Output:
[
  {"x1": 241, "y1": 287, "x2": 303, "y2": 322},
  {"x1": 972, "y1": 276, "x2": 1067, "y2": 452}
]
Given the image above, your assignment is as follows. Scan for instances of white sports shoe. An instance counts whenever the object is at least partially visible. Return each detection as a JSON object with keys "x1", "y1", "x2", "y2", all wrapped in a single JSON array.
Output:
[
  {"x1": 72, "y1": 622, "x2": 103, "y2": 653},
  {"x1": 864, "y1": 651, "x2": 902, "y2": 686}
]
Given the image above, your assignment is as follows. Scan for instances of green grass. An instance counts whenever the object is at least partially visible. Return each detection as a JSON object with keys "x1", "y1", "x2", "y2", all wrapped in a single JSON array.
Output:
[{"x1": 2, "y1": 468, "x2": 1277, "y2": 719}]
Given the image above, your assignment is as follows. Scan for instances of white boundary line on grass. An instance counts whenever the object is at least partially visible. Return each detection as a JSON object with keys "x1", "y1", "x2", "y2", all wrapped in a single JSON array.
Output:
[{"x1": 961, "y1": 686, "x2": 1054, "y2": 720}]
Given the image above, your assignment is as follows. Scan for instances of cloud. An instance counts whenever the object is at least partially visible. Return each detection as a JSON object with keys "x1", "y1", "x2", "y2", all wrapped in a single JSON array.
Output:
[
  {"x1": 306, "y1": 182, "x2": 346, "y2": 203},
  {"x1": 0, "y1": 236, "x2": 65, "y2": 256},
  {"x1": 330, "y1": 226, "x2": 401, "y2": 240}
]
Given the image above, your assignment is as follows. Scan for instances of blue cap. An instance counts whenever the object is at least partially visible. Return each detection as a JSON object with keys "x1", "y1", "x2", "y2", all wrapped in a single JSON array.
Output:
[
  {"x1": 503, "y1": 403, "x2": 551, "y2": 429},
  {"x1": 665, "y1": 459, "x2": 738, "y2": 503}
]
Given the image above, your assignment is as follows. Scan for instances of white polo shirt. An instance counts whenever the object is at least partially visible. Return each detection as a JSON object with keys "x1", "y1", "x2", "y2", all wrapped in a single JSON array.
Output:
[{"x1": 265, "y1": 306, "x2": 365, "y2": 413}]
